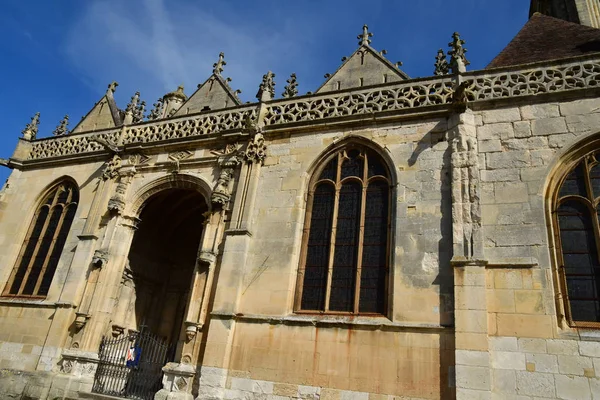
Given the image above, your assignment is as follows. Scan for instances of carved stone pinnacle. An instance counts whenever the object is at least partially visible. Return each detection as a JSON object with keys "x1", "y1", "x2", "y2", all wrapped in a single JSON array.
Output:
[
  {"x1": 52, "y1": 115, "x2": 70, "y2": 136},
  {"x1": 434, "y1": 49, "x2": 449, "y2": 76},
  {"x1": 212, "y1": 52, "x2": 226, "y2": 76},
  {"x1": 448, "y1": 32, "x2": 470, "y2": 74},
  {"x1": 357, "y1": 24, "x2": 373, "y2": 46},
  {"x1": 282, "y1": 73, "x2": 298, "y2": 98},
  {"x1": 22, "y1": 112, "x2": 40, "y2": 140},
  {"x1": 256, "y1": 71, "x2": 276, "y2": 101}
]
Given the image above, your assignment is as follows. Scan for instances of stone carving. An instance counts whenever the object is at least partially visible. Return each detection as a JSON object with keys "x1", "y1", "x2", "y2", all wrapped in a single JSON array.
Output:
[
  {"x1": 128, "y1": 153, "x2": 150, "y2": 166},
  {"x1": 22, "y1": 112, "x2": 40, "y2": 140},
  {"x1": 148, "y1": 98, "x2": 164, "y2": 120},
  {"x1": 213, "y1": 52, "x2": 226, "y2": 76},
  {"x1": 107, "y1": 81, "x2": 118, "y2": 94},
  {"x1": 126, "y1": 92, "x2": 141, "y2": 115},
  {"x1": 264, "y1": 78, "x2": 453, "y2": 125},
  {"x1": 25, "y1": 57, "x2": 600, "y2": 161},
  {"x1": 198, "y1": 250, "x2": 217, "y2": 266},
  {"x1": 448, "y1": 32, "x2": 470, "y2": 74},
  {"x1": 282, "y1": 73, "x2": 299, "y2": 98},
  {"x1": 134, "y1": 101, "x2": 146, "y2": 124},
  {"x1": 61, "y1": 359, "x2": 73, "y2": 374},
  {"x1": 357, "y1": 24, "x2": 373, "y2": 46},
  {"x1": 257, "y1": 71, "x2": 276, "y2": 101},
  {"x1": 184, "y1": 322, "x2": 198, "y2": 342},
  {"x1": 450, "y1": 113, "x2": 481, "y2": 260},
  {"x1": 29, "y1": 129, "x2": 122, "y2": 159},
  {"x1": 210, "y1": 144, "x2": 242, "y2": 207},
  {"x1": 74, "y1": 312, "x2": 90, "y2": 331},
  {"x1": 243, "y1": 132, "x2": 267, "y2": 165},
  {"x1": 125, "y1": 107, "x2": 256, "y2": 145},
  {"x1": 108, "y1": 171, "x2": 134, "y2": 213},
  {"x1": 168, "y1": 150, "x2": 193, "y2": 173},
  {"x1": 211, "y1": 168, "x2": 235, "y2": 207},
  {"x1": 434, "y1": 49, "x2": 449, "y2": 76},
  {"x1": 92, "y1": 249, "x2": 109, "y2": 268},
  {"x1": 53, "y1": 115, "x2": 70, "y2": 136},
  {"x1": 102, "y1": 154, "x2": 122, "y2": 180}
]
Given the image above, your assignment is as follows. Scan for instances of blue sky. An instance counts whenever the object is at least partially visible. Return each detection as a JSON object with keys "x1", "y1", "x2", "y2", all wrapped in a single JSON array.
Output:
[{"x1": 0, "y1": 0, "x2": 528, "y2": 184}]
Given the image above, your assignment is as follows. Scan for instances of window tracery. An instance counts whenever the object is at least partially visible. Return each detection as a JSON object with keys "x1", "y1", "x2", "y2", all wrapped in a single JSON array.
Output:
[
  {"x1": 3, "y1": 181, "x2": 79, "y2": 297},
  {"x1": 296, "y1": 146, "x2": 391, "y2": 315},
  {"x1": 554, "y1": 151, "x2": 600, "y2": 326}
]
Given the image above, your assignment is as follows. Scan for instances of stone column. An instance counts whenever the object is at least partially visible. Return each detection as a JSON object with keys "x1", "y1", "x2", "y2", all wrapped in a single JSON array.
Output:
[{"x1": 449, "y1": 108, "x2": 491, "y2": 399}]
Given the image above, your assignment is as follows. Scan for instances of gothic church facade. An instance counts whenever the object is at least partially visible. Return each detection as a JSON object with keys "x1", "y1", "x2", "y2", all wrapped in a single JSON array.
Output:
[{"x1": 2, "y1": 1, "x2": 600, "y2": 399}]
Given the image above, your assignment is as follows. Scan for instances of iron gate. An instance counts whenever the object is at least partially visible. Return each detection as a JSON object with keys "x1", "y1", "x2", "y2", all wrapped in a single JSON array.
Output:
[{"x1": 92, "y1": 327, "x2": 171, "y2": 400}]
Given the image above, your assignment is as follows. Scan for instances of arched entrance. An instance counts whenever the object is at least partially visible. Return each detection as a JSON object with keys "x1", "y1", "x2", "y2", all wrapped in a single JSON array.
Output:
[
  {"x1": 128, "y1": 188, "x2": 207, "y2": 344},
  {"x1": 93, "y1": 183, "x2": 211, "y2": 400}
]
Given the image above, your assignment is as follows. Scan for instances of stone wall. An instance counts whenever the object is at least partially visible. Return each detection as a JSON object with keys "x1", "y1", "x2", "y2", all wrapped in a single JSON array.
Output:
[{"x1": 467, "y1": 98, "x2": 600, "y2": 399}]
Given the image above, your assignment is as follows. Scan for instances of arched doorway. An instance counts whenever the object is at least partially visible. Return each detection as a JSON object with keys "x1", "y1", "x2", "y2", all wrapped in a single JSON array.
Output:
[
  {"x1": 93, "y1": 185, "x2": 210, "y2": 400},
  {"x1": 127, "y1": 188, "x2": 207, "y2": 345}
]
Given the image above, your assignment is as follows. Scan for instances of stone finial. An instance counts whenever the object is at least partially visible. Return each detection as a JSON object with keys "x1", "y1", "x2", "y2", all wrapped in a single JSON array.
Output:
[
  {"x1": 256, "y1": 71, "x2": 275, "y2": 101},
  {"x1": 448, "y1": 32, "x2": 470, "y2": 74},
  {"x1": 357, "y1": 24, "x2": 373, "y2": 46},
  {"x1": 53, "y1": 115, "x2": 70, "y2": 136},
  {"x1": 379, "y1": 50, "x2": 387, "y2": 56},
  {"x1": 107, "y1": 81, "x2": 118, "y2": 95},
  {"x1": 212, "y1": 52, "x2": 226, "y2": 76},
  {"x1": 134, "y1": 101, "x2": 146, "y2": 123},
  {"x1": 148, "y1": 98, "x2": 164, "y2": 120},
  {"x1": 22, "y1": 112, "x2": 40, "y2": 140},
  {"x1": 282, "y1": 73, "x2": 299, "y2": 98},
  {"x1": 434, "y1": 49, "x2": 449, "y2": 76}
]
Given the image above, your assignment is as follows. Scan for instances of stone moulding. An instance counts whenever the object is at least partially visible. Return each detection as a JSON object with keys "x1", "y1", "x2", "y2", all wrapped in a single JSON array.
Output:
[
  {"x1": 210, "y1": 311, "x2": 453, "y2": 331},
  {"x1": 23, "y1": 54, "x2": 600, "y2": 162}
]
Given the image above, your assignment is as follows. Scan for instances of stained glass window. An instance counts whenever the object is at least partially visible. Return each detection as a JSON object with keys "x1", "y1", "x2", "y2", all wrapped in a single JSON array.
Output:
[
  {"x1": 298, "y1": 147, "x2": 390, "y2": 315},
  {"x1": 4, "y1": 181, "x2": 79, "y2": 297},
  {"x1": 556, "y1": 153, "x2": 600, "y2": 325}
]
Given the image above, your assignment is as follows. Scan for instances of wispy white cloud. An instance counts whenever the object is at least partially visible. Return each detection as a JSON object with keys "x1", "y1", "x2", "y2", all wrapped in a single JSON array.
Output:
[{"x1": 63, "y1": 0, "x2": 318, "y2": 106}]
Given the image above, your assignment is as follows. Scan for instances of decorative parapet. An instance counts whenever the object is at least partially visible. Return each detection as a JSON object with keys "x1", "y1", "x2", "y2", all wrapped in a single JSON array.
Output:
[
  {"x1": 123, "y1": 105, "x2": 257, "y2": 145},
  {"x1": 21, "y1": 54, "x2": 600, "y2": 162},
  {"x1": 29, "y1": 129, "x2": 121, "y2": 160}
]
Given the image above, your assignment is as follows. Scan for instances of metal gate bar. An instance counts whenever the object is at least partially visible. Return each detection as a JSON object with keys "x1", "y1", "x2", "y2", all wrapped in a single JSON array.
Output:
[{"x1": 92, "y1": 327, "x2": 171, "y2": 400}]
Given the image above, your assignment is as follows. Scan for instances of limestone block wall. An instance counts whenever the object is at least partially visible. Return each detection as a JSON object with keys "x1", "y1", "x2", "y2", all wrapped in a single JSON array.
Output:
[
  {"x1": 474, "y1": 98, "x2": 600, "y2": 399},
  {"x1": 212, "y1": 118, "x2": 455, "y2": 399},
  {"x1": 0, "y1": 162, "x2": 103, "y2": 374}
]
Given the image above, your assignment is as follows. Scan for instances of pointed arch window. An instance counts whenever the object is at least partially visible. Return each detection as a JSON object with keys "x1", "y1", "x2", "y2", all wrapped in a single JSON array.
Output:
[
  {"x1": 296, "y1": 146, "x2": 391, "y2": 315},
  {"x1": 554, "y1": 151, "x2": 600, "y2": 326},
  {"x1": 3, "y1": 181, "x2": 79, "y2": 298}
]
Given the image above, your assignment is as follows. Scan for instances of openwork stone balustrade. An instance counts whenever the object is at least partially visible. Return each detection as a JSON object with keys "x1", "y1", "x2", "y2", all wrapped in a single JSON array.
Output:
[{"x1": 27, "y1": 55, "x2": 600, "y2": 161}]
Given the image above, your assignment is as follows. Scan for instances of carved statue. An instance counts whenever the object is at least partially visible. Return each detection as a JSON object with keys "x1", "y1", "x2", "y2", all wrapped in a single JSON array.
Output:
[
  {"x1": 91, "y1": 135, "x2": 120, "y2": 153},
  {"x1": 22, "y1": 112, "x2": 40, "y2": 140},
  {"x1": 210, "y1": 143, "x2": 243, "y2": 208}
]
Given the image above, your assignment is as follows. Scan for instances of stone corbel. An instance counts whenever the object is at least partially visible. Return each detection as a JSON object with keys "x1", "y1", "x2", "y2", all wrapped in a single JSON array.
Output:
[
  {"x1": 184, "y1": 321, "x2": 198, "y2": 342},
  {"x1": 111, "y1": 324, "x2": 125, "y2": 337},
  {"x1": 74, "y1": 312, "x2": 90, "y2": 332},
  {"x1": 91, "y1": 249, "x2": 108, "y2": 269}
]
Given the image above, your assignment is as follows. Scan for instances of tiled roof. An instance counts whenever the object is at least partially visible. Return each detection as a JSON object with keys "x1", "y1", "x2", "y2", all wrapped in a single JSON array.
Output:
[{"x1": 487, "y1": 13, "x2": 600, "y2": 69}]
